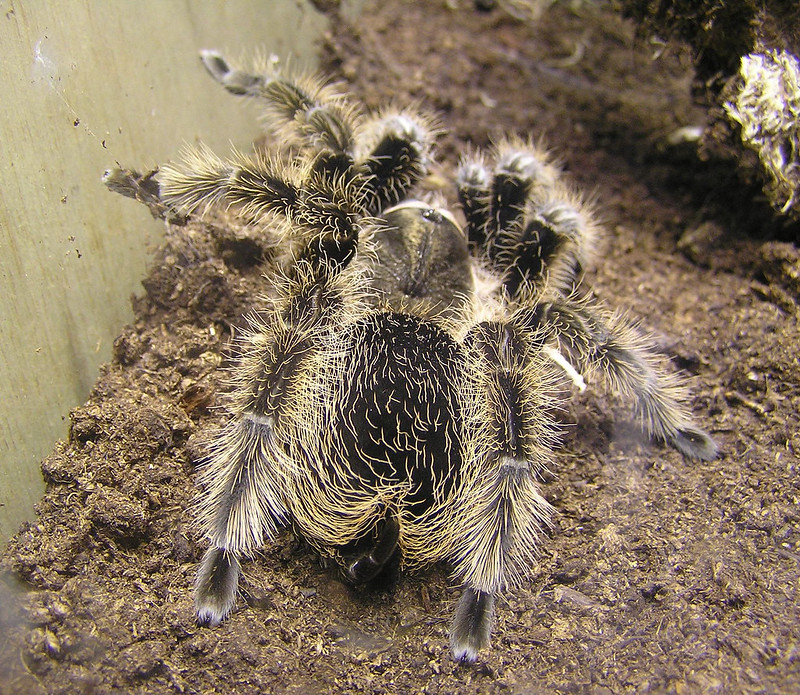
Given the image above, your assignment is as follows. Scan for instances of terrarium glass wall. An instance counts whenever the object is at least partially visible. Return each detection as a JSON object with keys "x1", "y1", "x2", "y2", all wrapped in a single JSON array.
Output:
[{"x1": 0, "y1": 1, "x2": 357, "y2": 544}]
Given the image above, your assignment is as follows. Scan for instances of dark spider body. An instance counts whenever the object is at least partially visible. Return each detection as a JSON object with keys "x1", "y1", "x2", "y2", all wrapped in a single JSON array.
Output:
[{"x1": 104, "y1": 51, "x2": 717, "y2": 662}]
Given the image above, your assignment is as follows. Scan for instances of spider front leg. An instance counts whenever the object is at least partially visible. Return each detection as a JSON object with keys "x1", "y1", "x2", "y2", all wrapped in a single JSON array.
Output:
[
  {"x1": 457, "y1": 139, "x2": 594, "y2": 298},
  {"x1": 199, "y1": 50, "x2": 438, "y2": 215},
  {"x1": 200, "y1": 49, "x2": 357, "y2": 159},
  {"x1": 106, "y1": 53, "x2": 439, "y2": 255},
  {"x1": 459, "y1": 143, "x2": 716, "y2": 460},
  {"x1": 449, "y1": 319, "x2": 559, "y2": 661}
]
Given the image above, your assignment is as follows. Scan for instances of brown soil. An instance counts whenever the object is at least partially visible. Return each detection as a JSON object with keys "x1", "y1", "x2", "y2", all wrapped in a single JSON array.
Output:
[{"x1": 2, "y1": 2, "x2": 798, "y2": 693}]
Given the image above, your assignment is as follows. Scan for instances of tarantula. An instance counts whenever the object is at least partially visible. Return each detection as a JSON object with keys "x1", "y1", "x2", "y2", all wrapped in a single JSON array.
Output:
[{"x1": 104, "y1": 51, "x2": 717, "y2": 662}]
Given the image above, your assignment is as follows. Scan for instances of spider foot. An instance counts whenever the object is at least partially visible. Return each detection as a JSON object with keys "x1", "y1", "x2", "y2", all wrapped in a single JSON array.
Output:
[
  {"x1": 195, "y1": 547, "x2": 240, "y2": 626},
  {"x1": 668, "y1": 425, "x2": 718, "y2": 461},
  {"x1": 450, "y1": 588, "x2": 495, "y2": 663},
  {"x1": 200, "y1": 50, "x2": 263, "y2": 96},
  {"x1": 102, "y1": 167, "x2": 187, "y2": 224}
]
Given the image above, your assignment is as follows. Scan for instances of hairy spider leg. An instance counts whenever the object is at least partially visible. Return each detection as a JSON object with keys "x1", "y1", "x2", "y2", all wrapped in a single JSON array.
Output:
[
  {"x1": 457, "y1": 142, "x2": 596, "y2": 297},
  {"x1": 455, "y1": 152, "x2": 492, "y2": 250},
  {"x1": 200, "y1": 51, "x2": 437, "y2": 217},
  {"x1": 539, "y1": 296, "x2": 718, "y2": 460},
  {"x1": 157, "y1": 146, "x2": 367, "y2": 268},
  {"x1": 184, "y1": 131, "x2": 379, "y2": 622},
  {"x1": 194, "y1": 260, "x2": 370, "y2": 626},
  {"x1": 156, "y1": 59, "x2": 439, "y2": 262},
  {"x1": 354, "y1": 108, "x2": 439, "y2": 213},
  {"x1": 200, "y1": 49, "x2": 356, "y2": 157},
  {"x1": 451, "y1": 588, "x2": 496, "y2": 662},
  {"x1": 456, "y1": 139, "x2": 559, "y2": 248},
  {"x1": 448, "y1": 319, "x2": 559, "y2": 662},
  {"x1": 104, "y1": 54, "x2": 439, "y2": 251},
  {"x1": 460, "y1": 147, "x2": 715, "y2": 461}
]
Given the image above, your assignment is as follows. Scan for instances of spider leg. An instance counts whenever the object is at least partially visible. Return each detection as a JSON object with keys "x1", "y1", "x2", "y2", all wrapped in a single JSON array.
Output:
[
  {"x1": 460, "y1": 142, "x2": 716, "y2": 460},
  {"x1": 194, "y1": 402, "x2": 291, "y2": 626},
  {"x1": 455, "y1": 151, "x2": 492, "y2": 250},
  {"x1": 195, "y1": 547, "x2": 241, "y2": 626},
  {"x1": 457, "y1": 140, "x2": 596, "y2": 297},
  {"x1": 449, "y1": 319, "x2": 558, "y2": 661},
  {"x1": 153, "y1": 145, "x2": 366, "y2": 268},
  {"x1": 156, "y1": 145, "x2": 299, "y2": 220},
  {"x1": 201, "y1": 51, "x2": 438, "y2": 205},
  {"x1": 105, "y1": 57, "x2": 369, "y2": 267},
  {"x1": 200, "y1": 50, "x2": 356, "y2": 158},
  {"x1": 451, "y1": 587, "x2": 496, "y2": 661},
  {"x1": 106, "y1": 53, "x2": 438, "y2": 264},
  {"x1": 194, "y1": 260, "x2": 369, "y2": 626},
  {"x1": 534, "y1": 297, "x2": 718, "y2": 460},
  {"x1": 354, "y1": 108, "x2": 438, "y2": 213},
  {"x1": 200, "y1": 51, "x2": 439, "y2": 210}
]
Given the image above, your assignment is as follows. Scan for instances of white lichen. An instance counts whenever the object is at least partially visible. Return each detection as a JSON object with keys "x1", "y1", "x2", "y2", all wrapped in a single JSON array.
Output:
[{"x1": 724, "y1": 50, "x2": 800, "y2": 214}]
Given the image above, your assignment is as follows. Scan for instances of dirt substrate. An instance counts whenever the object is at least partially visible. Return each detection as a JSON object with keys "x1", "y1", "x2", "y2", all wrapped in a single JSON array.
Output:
[{"x1": 2, "y1": 2, "x2": 799, "y2": 693}]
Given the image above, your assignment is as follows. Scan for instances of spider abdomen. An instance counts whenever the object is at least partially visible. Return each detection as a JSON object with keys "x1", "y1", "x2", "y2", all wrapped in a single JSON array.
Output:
[
  {"x1": 334, "y1": 312, "x2": 464, "y2": 513},
  {"x1": 284, "y1": 311, "x2": 468, "y2": 571}
]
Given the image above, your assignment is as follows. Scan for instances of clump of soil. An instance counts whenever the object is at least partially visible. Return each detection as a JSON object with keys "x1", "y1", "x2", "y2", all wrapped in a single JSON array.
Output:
[{"x1": 2, "y1": 2, "x2": 798, "y2": 693}]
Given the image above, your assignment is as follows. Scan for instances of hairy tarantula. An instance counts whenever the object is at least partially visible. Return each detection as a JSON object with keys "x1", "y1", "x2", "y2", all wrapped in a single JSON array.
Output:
[{"x1": 104, "y1": 51, "x2": 717, "y2": 662}]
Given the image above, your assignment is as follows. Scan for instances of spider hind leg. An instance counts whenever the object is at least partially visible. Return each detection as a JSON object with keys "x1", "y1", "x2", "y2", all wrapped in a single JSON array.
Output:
[
  {"x1": 193, "y1": 260, "x2": 368, "y2": 626},
  {"x1": 448, "y1": 319, "x2": 558, "y2": 661},
  {"x1": 450, "y1": 588, "x2": 496, "y2": 663},
  {"x1": 195, "y1": 547, "x2": 241, "y2": 627}
]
